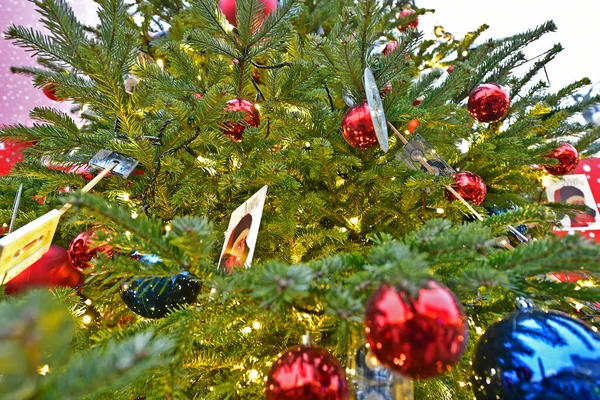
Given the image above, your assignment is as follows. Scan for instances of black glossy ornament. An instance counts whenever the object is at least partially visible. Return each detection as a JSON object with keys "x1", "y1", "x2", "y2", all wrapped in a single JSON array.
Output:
[
  {"x1": 472, "y1": 308, "x2": 600, "y2": 400},
  {"x1": 120, "y1": 253, "x2": 202, "y2": 318}
]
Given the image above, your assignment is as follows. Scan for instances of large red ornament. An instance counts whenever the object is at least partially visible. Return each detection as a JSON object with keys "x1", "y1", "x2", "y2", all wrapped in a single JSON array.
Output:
[
  {"x1": 542, "y1": 143, "x2": 579, "y2": 176},
  {"x1": 397, "y1": 9, "x2": 418, "y2": 32},
  {"x1": 221, "y1": 98, "x2": 260, "y2": 142},
  {"x1": 218, "y1": 0, "x2": 278, "y2": 27},
  {"x1": 67, "y1": 230, "x2": 114, "y2": 272},
  {"x1": 445, "y1": 171, "x2": 487, "y2": 205},
  {"x1": 341, "y1": 102, "x2": 378, "y2": 149},
  {"x1": 467, "y1": 83, "x2": 510, "y2": 123},
  {"x1": 0, "y1": 140, "x2": 34, "y2": 176},
  {"x1": 4, "y1": 245, "x2": 83, "y2": 295},
  {"x1": 265, "y1": 345, "x2": 349, "y2": 400},
  {"x1": 364, "y1": 281, "x2": 468, "y2": 379}
]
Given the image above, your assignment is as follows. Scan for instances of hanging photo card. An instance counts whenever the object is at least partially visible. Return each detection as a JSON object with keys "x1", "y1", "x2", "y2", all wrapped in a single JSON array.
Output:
[
  {"x1": 218, "y1": 186, "x2": 268, "y2": 273},
  {"x1": 545, "y1": 174, "x2": 600, "y2": 232}
]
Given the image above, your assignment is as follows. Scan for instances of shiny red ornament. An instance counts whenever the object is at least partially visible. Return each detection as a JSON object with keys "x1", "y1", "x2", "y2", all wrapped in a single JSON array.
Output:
[
  {"x1": 221, "y1": 98, "x2": 260, "y2": 142},
  {"x1": 4, "y1": 245, "x2": 83, "y2": 295},
  {"x1": 364, "y1": 281, "x2": 468, "y2": 379},
  {"x1": 445, "y1": 171, "x2": 487, "y2": 205},
  {"x1": 467, "y1": 83, "x2": 510, "y2": 123},
  {"x1": 0, "y1": 140, "x2": 34, "y2": 176},
  {"x1": 397, "y1": 9, "x2": 418, "y2": 32},
  {"x1": 42, "y1": 83, "x2": 63, "y2": 102},
  {"x1": 446, "y1": 65, "x2": 455, "y2": 74},
  {"x1": 412, "y1": 96, "x2": 424, "y2": 107},
  {"x1": 407, "y1": 119, "x2": 420, "y2": 133},
  {"x1": 341, "y1": 102, "x2": 378, "y2": 149},
  {"x1": 265, "y1": 345, "x2": 349, "y2": 400},
  {"x1": 218, "y1": 0, "x2": 278, "y2": 27},
  {"x1": 382, "y1": 41, "x2": 399, "y2": 55},
  {"x1": 67, "y1": 230, "x2": 114, "y2": 271},
  {"x1": 543, "y1": 143, "x2": 579, "y2": 176}
]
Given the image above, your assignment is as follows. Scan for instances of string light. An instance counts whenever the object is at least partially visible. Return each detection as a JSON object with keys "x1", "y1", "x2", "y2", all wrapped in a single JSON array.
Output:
[
  {"x1": 131, "y1": 211, "x2": 138, "y2": 219},
  {"x1": 252, "y1": 321, "x2": 262, "y2": 330},
  {"x1": 241, "y1": 326, "x2": 252, "y2": 335},
  {"x1": 436, "y1": 208, "x2": 445, "y2": 214},
  {"x1": 82, "y1": 315, "x2": 92, "y2": 325},
  {"x1": 120, "y1": 193, "x2": 130, "y2": 202},
  {"x1": 84, "y1": 299, "x2": 92, "y2": 306},
  {"x1": 156, "y1": 58, "x2": 164, "y2": 69},
  {"x1": 165, "y1": 225, "x2": 172, "y2": 232},
  {"x1": 247, "y1": 369, "x2": 260, "y2": 383},
  {"x1": 38, "y1": 365, "x2": 50, "y2": 375}
]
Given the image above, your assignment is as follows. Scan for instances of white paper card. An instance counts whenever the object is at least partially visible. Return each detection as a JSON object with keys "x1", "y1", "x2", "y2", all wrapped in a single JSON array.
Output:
[{"x1": 218, "y1": 186, "x2": 268, "y2": 272}]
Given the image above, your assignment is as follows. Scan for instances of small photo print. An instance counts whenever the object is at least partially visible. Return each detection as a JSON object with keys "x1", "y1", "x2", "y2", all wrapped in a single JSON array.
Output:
[
  {"x1": 218, "y1": 186, "x2": 268, "y2": 273},
  {"x1": 545, "y1": 174, "x2": 600, "y2": 231}
]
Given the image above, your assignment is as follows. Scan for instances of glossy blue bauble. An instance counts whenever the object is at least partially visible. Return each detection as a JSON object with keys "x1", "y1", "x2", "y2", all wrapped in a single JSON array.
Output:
[
  {"x1": 121, "y1": 253, "x2": 201, "y2": 318},
  {"x1": 472, "y1": 308, "x2": 600, "y2": 399}
]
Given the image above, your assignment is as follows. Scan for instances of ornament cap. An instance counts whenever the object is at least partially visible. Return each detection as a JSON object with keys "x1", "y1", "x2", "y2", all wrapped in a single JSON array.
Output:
[
  {"x1": 515, "y1": 297, "x2": 536, "y2": 310},
  {"x1": 301, "y1": 331, "x2": 313, "y2": 346}
]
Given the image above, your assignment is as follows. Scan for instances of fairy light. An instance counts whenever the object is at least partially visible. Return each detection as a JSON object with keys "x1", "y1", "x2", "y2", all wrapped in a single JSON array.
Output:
[
  {"x1": 247, "y1": 369, "x2": 260, "y2": 383},
  {"x1": 156, "y1": 58, "x2": 164, "y2": 69},
  {"x1": 82, "y1": 315, "x2": 92, "y2": 325},
  {"x1": 436, "y1": 208, "x2": 445, "y2": 214},
  {"x1": 540, "y1": 174, "x2": 555, "y2": 188},
  {"x1": 475, "y1": 326, "x2": 485, "y2": 335},
  {"x1": 120, "y1": 192, "x2": 130, "y2": 202},
  {"x1": 252, "y1": 321, "x2": 262, "y2": 330},
  {"x1": 38, "y1": 365, "x2": 50, "y2": 375},
  {"x1": 84, "y1": 299, "x2": 92, "y2": 306},
  {"x1": 165, "y1": 225, "x2": 172, "y2": 232},
  {"x1": 462, "y1": 50, "x2": 468, "y2": 57},
  {"x1": 339, "y1": 227, "x2": 347, "y2": 233},
  {"x1": 125, "y1": 231, "x2": 132, "y2": 238},
  {"x1": 254, "y1": 103, "x2": 261, "y2": 111},
  {"x1": 241, "y1": 326, "x2": 252, "y2": 335},
  {"x1": 131, "y1": 211, "x2": 138, "y2": 219}
]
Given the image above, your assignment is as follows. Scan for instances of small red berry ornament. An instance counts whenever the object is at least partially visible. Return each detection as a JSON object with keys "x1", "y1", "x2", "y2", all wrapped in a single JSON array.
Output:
[
  {"x1": 397, "y1": 9, "x2": 418, "y2": 32},
  {"x1": 218, "y1": 0, "x2": 277, "y2": 27},
  {"x1": 265, "y1": 338, "x2": 349, "y2": 400},
  {"x1": 341, "y1": 102, "x2": 378, "y2": 149},
  {"x1": 364, "y1": 281, "x2": 468, "y2": 379},
  {"x1": 445, "y1": 171, "x2": 487, "y2": 205},
  {"x1": 4, "y1": 245, "x2": 83, "y2": 295},
  {"x1": 467, "y1": 83, "x2": 510, "y2": 123},
  {"x1": 412, "y1": 96, "x2": 424, "y2": 107},
  {"x1": 407, "y1": 119, "x2": 420, "y2": 133},
  {"x1": 542, "y1": 143, "x2": 579, "y2": 176},
  {"x1": 446, "y1": 65, "x2": 455, "y2": 74},
  {"x1": 42, "y1": 83, "x2": 63, "y2": 102},
  {"x1": 67, "y1": 230, "x2": 114, "y2": 271},
  {"x1": 221, "y1": 98, "x2": 260, "y2": 142}
]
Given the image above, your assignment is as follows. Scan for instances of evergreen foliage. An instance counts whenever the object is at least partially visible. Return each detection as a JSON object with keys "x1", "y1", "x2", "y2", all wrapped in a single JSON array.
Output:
[{"x1": 1, "y1": 0, "x2": 599, "y2": 398}]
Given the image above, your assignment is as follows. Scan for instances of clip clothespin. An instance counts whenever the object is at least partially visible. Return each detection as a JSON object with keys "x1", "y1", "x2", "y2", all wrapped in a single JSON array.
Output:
[
  {"x1": 363, "y1": 68, "x2": 527, "y2": 250},
  {"x1": 0, "y1": 150, "x2": 138, "y2": 284}
]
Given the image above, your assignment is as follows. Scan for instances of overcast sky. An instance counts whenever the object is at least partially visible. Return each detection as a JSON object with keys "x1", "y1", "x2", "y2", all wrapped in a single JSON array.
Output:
[{"x1": 419, "y1": 0, "x2": 600, "y2": 93}]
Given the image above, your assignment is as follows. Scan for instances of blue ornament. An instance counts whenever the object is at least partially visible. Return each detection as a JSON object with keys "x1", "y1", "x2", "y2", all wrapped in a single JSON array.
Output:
[
  {"x1": 121, "y1": 253, "x2": 202, "y2": 318},
  {"x1": 472, "y1": 308, "x2": 600, "y2": 400},
  {"x1": 486, "y1": 205, "x2": 528, "y2": 242}
]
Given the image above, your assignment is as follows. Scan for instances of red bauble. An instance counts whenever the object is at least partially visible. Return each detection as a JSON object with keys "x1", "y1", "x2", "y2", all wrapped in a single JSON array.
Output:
[
  {"x1": 341, "y1": 102, "x2": 378, "y2": 149},
  {"x1": 67, "y1": 230, "x2": 114, "y2": 271},
  {"x1": 4, "y1": 245, "x2": 83, "y2": 295},
  {"x1": 42, "y1": 83, "x2": 63, "y2": 102},
  {"x1": 543, "y1": 143, "x2": 579, "y2": 176},
  {"x1": 412, "y1": 96, "x2": 424, "y2": 107},
  {"x1": 382, "y1": 41, "x2": 399, "y2": 55},
  {"x1": 380, "y1": 82, "x2": 393, "y2": 97},
  {"x1": 364, "y1": 281, "x2": 468, "y2": 379},
  {"x1": 265, "y1": 345, "x2": 349, "y2": 400},
  {"x1": 446, "y1": 65, "x2": 455, "y2": 74},
  {"x1": 0, "y1": 140, "x2": 34, "y2": 176},
  {"x1": 407, "y1": 119, "x2": 420, "y2": 133},
  {"x1": 221, "y1": 98, "x2": 260, "y2": 142},
  {"x1": 467, "y1": 83, "x2": 510, "y2": 123},
  {"x1": 397, "y1": 9, "x2": 418, "y2": 32},
  {"x1": 445, "y1": 171, "x2": 487, "y2": 205},
  {"x1": 218, "y1": 0, "x2": 278, "y2": 27}
]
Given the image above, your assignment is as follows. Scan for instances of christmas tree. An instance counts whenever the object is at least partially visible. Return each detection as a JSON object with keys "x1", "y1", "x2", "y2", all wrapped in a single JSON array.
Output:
[{"x1": 1, "y1": 0, "x2": 599, "y2": 398}]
